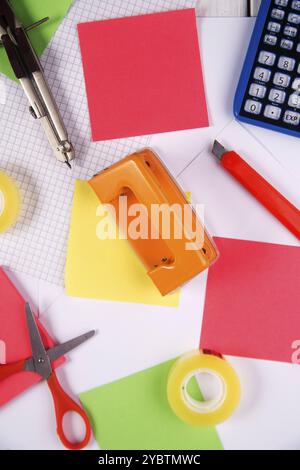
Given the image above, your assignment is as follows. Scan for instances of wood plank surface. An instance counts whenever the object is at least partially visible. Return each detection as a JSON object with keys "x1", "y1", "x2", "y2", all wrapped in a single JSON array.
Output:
[{"x1": 198, "y1": 0, "x2": 261, "y2": 16}]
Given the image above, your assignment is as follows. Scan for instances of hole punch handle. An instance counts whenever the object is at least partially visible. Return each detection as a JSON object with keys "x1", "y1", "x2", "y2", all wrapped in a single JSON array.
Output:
[
  {"x1": 89, "y1": 149, "x2": 219, "y2": 296},
  {"x1": 47, "y1": 372, "x2": 91, "y2": 450}
]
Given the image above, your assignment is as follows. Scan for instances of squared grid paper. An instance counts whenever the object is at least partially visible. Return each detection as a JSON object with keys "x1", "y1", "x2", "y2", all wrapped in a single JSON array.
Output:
[{"x1": 0, "y1": 0, "x2": 196, "y2": 285}]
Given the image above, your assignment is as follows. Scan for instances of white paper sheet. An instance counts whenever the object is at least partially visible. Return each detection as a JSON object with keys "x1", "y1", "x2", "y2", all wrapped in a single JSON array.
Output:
[
  {"x1": 179, "y1": 119, "x2": 300, "y2": 246},
  {"x1": 1, "y1": 12, "x2": 300, "y2": 451}
]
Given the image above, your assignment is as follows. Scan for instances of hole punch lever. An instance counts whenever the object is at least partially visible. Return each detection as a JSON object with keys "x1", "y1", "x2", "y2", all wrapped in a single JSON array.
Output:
[{"x1": 89, "y1": 148, "x2": 219, "y2": 295}]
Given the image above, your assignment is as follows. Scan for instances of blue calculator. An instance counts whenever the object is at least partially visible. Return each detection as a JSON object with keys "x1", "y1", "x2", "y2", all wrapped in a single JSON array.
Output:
[{"x1": 234, "y1": 0, "x2": 300, "y2": 139}]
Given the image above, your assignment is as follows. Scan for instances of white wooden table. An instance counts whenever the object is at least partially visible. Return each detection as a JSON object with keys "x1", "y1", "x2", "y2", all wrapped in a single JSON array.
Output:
[
  {"x1": 199, "y1": 0, "x2": 261, "y2": 16},
  {"x1": 4, "y1": 0, "x2": 300, "y2": 453}
]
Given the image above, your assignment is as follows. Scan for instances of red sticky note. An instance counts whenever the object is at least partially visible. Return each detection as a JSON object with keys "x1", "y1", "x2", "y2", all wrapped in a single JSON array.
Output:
[
  {"x1": 0, "y1": 268, "x2": 63, "y2": 406},
  {"x1": 77, "y1": 9, "x2": 209, "y2": 141},
  {"x1": 200, "y1": 238, "x2": 300, "y2": 364}
]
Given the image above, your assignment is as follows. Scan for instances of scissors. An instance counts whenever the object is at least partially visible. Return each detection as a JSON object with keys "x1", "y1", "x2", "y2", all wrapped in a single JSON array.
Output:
[{"x1": 0, "y1": 303, "x2": 95, "y2": 450}]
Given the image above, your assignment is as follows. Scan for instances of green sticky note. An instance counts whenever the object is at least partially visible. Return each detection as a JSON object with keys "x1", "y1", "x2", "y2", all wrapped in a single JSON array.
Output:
[
  {"x1": 0, "y1": 0, "x2": 74, "y2": 81},
  {"x1": 80, "y1": 359, "x2": 223, "y2": 450}
]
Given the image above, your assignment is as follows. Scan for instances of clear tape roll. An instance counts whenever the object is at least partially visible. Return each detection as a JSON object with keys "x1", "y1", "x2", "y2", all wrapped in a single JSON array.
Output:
[
  {"x1": 0, "y1": 171, "x2": 21, "y2": 233},
  {"x1": 167, "y1": 350, "x2": 241, "y2": 427}
]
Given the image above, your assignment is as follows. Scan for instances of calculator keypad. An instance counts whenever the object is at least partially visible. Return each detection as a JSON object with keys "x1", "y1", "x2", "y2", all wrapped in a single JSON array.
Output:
[
  {"x1": 288, "y1": 12, "x2": 300, "y2": 22},
  {"x1": 241, "y1": 0, "x2": 300, "y2": 132},
  {"x1": 258, "y1": 51, "x2": 276, "y2": 65},
  {"x1": 268, "y1": 21, "x2": 281, "y2": 31},
  {"x1": 284, "y1": 109, "x2": 300, "y2": 123},
  {"x1": 269, "y1": 88, "x2": 286, "y2": 102},
  {"x1": 284, "y1": 25, "x2": 298, "y2": 35},
  {"x1": 272, "y1": 8, "x2": 285, "y2": 19},
  {"x1": 292, "y1": 1, "x2": 300, "y2": 11},
  {"x1": 288, "y1": 92, "x2": 300, "y2": 106},
  {"x1": 254, "y1": 67, "x2": 272, "y2": 81},
  {"x1": 292, "y1": 77, "x2": 300, "y2": 89},
  {"x1": 281, "y1": 38, "x2": 294, "y2": 49},
  {"x1": 249, "y1": 83, "x2": 267, "y2": 98},
  {"x1": 276, "y1": 0, "x2": 288, "y2": 6},
  {"x1": 278, "y1": 56, "x2": 295, "y2": 70},
  {"x1": 273, "y1": 71, "x2": 291, "y2": 86},
  {"x1": 245, "y1": 100, "x2": 262, "y2": 114},
  {"x1": 264, "y1": 34, "x2": 278, "y2": 45}
]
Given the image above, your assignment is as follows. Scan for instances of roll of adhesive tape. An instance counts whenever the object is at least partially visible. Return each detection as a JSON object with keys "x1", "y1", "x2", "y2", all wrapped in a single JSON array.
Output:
[
  {"x1": 167, "y1": 350, "x2": 241, "y2": 427},
  {"x1": 0, "y1": 171, "x2": 21, "y2": 233}
]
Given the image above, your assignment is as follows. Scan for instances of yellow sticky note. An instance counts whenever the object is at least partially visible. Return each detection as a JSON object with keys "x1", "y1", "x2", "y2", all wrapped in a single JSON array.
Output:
[{"x1": 65, "y1": 181, "x2": 180, "y2": 307}]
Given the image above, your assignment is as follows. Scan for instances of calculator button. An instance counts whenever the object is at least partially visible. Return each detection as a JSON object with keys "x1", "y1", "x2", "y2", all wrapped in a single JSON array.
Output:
[
  {"x1": 284, "y1": 26, "x2": 298, "y2": 36},
  {"x1": 273, "y1": 72, "x2": 291, "y2": 87},
  {"x1": 288, "y1": 93, "x2": 300, "y2": 108},
  {"x1": 292, "y1": 1, "x2": 300, "y2": 10},
  {"x1": 298, "y1": 63, "x2": 300, "y2": 73},
  {"x1": 292, "y1": 77, "x2": 300, "y2": 90},
  {"x1": 271, "y1": 8, "x2": 285, "y2": 20},
  {"x1": 275, "y1": 0, "x2": 288, "y2": 5},
  {"x1": 281, "y1": 39, "x2": 294, "y2": 49},
  {"x1": 264, "y1": 105, "x2": 282, "y2": 120},
  {"x1": 268, "y1": 21, "x2": 281, "y2": 32},
  {"x1": 278, "y1": 56, "x2": 295, "y2": 71},
  {"x1": 284, "y1": 110, "x2": 300, "y2": 124},
  {"x1": 288, "y1": 13, "x2": 300, "y2": 23},
  {"x1": 254, "y1": 67, "x2": 271, "y2": 82},
  {"x1": 297, "y1": 43, "x2": 300, "y2": 52},
  {"x1": 258, "y1": 51, "x2": 276, "y2": 66},
  {"x1": 264, "y1": 34, "x2": 278, "y2": 46},
  {"x1": 269, "y1": 88, "x2": 286, "y2": 103},
  {"x1": 249, "y1": 83, "x2": 267, "y2": 99},
  {"x1": 244, "y1": 100, "x2": 262, "y2": 115}
]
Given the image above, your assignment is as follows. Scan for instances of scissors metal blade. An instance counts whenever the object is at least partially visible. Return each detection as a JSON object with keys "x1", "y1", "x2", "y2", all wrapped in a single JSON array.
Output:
[
  {"x1": 47, "y1": 330, "x2": 95, "y2": 364},
  {"x1": 25, "y1": 303, "x2": 52, "y2": 379}
]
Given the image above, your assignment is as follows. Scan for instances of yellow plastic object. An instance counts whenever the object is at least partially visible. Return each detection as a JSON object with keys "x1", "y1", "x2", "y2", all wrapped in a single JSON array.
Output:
[
  {"x1": 0, "y1": 171, "x2": 21, "y2": 233},
  {"x1": 89, "y1": 148, "x2": 218, "y2": 296},
  {"x1": 167, "y1": 351, "x2": 241, "y2": 427}
]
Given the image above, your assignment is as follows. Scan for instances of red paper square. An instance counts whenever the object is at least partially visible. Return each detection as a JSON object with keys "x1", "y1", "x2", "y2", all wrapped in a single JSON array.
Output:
[
  {"x1": 0, "y1": 268, "x2": 63, "y2": 406},
  {"x1": 77, "y1": 9, "x2": 209, "y2": 141},
  {"x1": 200, "y1": 238, "x2": 300, "y2": 364}
]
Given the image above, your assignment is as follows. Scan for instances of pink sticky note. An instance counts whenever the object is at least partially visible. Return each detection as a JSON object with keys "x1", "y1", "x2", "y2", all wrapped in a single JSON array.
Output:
[
  {"x1": 77, "y1": 9, "x2": 209, "y2": 141},
  {"x1": 200, "y1": 238, "x2": 300, "y2": 364},
  {"x1": 0, "y1": 268, "x2": 63, "y2": 406}
]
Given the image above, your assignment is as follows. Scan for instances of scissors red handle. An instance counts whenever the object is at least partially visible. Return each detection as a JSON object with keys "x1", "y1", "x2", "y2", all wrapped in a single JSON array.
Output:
[
  {"x1": 47, "y1": 372, "x2": 91, "y2": 450},
  {"x1": 0, "y1": 360, "x2": 26, "y2": 381}
]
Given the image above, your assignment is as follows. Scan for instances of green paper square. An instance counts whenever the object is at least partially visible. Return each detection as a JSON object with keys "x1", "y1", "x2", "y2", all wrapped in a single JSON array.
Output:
[
  {"x1": 0, "y1": 0, "x2": 74, "y2": 81},
  {"x1": 80, "y1": 358, "x2": 223, "y2": 450}
]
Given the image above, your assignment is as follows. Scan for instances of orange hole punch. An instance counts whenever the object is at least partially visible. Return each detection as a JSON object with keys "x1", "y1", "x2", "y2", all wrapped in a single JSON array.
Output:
[{"x1": 89, "y1": 149, "x2": 218, "y2": 295}]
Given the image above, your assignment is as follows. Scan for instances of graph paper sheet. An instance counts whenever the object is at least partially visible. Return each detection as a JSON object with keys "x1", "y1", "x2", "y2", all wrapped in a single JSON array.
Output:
[{"x1": 0, "y1": 0, "x2": 196, "y2": 285}]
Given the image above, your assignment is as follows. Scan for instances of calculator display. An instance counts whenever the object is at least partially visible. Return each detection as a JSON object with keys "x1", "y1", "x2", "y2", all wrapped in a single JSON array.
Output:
[{"x1": 234, "y1": 0, "x2": 300, "y2": 138}]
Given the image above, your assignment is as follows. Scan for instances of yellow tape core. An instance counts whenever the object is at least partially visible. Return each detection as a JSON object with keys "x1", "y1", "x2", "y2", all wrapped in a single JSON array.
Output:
[
  {"x1": 0, "y1": 171, "x2": 21, "y2": 233},
  {"x1": 167, "y1": 351, "x2": 241, "y2": 427}
]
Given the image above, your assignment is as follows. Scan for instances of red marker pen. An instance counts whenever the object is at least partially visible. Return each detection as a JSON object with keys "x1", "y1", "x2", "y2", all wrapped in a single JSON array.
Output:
[{"x1": 212, "y1": 140, "x2": 300, "y2": 240}]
